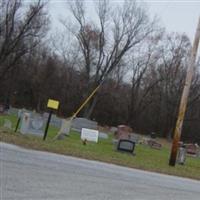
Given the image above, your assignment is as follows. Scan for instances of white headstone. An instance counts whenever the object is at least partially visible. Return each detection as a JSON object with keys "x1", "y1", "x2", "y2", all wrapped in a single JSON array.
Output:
[
  {"x1": 20, "y1": 112, "x2": 31, "y2": 134},
  {"x1": 81, "y1": 128, "x2": 99, "y2": 143}
]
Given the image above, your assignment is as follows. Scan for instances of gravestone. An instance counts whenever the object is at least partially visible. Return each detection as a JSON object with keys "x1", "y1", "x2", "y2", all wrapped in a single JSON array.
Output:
[
  {"x1": 72, "y1": 118, "x2": 98, "y2": 132},
  {"x1": 110, "y1": 127, "x2": 117, "y2": 133},
  {"x1": 28, "y1": 114, "x2": 44, "y2": 135},
  {"x1": 129, "y1": 133, "x2": 141, "y2": 143},
  {"x1": 57, "y1": 118, "x2": 72, "y2": 137},
  {"x1": 139, "y1": 137, "x2": 149, "y2": 145},
  {"x1": 147, "y1": 139, "x2": 162, "y2": 150},
  {"x1": 99, "y1": 132, "x2": 108, "y2": 139},
  {"x1": 43, "y1": 112, "x2": 62, "y2": 128},
  {"x1": 8, "y1": 107, "x2": 21, "y2": 116},
  {"x1": 197, "y1": 146, "x2": 200, "y2": 158},
  {"x1": 43, "y1": 112, "x2": 49, "y2": 118},
  {"x1": 20, "y1": 112, "x2": 31, "y2": 134},
  {"x1": 114, "y1": 125, "x2": 132, "y2": 140},
  {"x1": 50, "y1": 114, "x2": 62, "y2": 128},
  {"x1": 3, "y1": 119, "x2": 12, "y2": 129},
  {"x1": 17, "y1": 109, "x2": 25, "y2": 118},
  {"x1": 19, "y1": 112, "x2": 44, "y2": 136},
  {"x1": 186, "y1": 143, "x2": 199, "y2": 156},
  {"x1": 177, "y1": 144, "x2": 186, "y2": 165},
  {"x1": 117, "y1": 139, "x2": 135, "y2": 154},
  {"x1": 81, "y1": 128, "x2": 99, "y2": 143}
]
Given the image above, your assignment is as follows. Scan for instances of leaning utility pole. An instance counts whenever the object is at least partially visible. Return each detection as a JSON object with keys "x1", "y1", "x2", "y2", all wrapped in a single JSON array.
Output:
[{"x1": 169, "y1": 17, "x2": 200, "y2": 166}]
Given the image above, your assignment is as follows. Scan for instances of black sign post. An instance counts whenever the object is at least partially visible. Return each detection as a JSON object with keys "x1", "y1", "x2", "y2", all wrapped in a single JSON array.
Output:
[
  {"x1": 43, "y1": 99, "x2": 59, "y2": 141},
  {"x1": 43, "y1": 110, "x2": 53, "y2": 141},
  {"x1": 15, "y1": 117, "x2": 21, "y2": 132}
]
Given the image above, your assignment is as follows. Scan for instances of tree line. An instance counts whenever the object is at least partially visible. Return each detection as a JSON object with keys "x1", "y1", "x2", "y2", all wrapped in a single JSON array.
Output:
[{"x1": 0, "y1": 0, "x2": 200, "y2": 143}]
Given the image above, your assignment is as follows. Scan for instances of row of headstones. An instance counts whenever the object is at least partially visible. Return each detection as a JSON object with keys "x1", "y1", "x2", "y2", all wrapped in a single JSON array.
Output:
[
  {"x1": 4, "y1": 110, "x2": 137, "y2": 155},
  {"x1": 8, "y1": 107, "x2": 98, "y2": 128},
  {"x1": 8, "y1": 107, "x2": 62, "y2": 128},
  {"x1": 4, "y1": 108, "x2": 108, "y2": 140}
]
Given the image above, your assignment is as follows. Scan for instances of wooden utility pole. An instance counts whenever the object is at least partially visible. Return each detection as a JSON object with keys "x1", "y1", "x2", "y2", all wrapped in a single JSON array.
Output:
[{"x1": 169, "y1": 17, "x2": 200, "y2": 166}]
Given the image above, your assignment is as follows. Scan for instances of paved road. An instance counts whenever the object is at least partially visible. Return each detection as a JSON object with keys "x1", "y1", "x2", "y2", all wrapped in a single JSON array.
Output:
[{"x1": 0, "y1": 142, "x2": 200, "y2": 200}]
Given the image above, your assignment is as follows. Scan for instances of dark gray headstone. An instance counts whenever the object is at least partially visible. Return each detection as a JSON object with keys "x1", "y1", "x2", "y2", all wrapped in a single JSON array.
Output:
[
  {"x1": 117, "y1": 139, "x2": 135, "y2": 154},
  {"x1": 71, "y1": 118, "x2": 97, "y2": 132}
]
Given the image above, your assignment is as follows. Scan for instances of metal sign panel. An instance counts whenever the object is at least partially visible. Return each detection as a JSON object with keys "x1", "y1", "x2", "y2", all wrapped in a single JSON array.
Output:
[{"x1": 47, "y1": 99, "x2": 59, "y2": 110}]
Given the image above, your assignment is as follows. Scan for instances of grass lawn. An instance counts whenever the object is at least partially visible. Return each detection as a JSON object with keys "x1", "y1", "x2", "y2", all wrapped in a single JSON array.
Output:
[{"x1": 0, "y1": 114, "x2": 200, "y2": 180}]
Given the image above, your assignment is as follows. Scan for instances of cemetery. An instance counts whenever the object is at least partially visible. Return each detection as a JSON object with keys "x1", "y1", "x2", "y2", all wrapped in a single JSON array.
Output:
[
  {"x1": 0, "y1": 107, "x2": 200, "y2": 180},
  {"x1": 0, "y1": 1, "x2": 200, "y2": 199}
]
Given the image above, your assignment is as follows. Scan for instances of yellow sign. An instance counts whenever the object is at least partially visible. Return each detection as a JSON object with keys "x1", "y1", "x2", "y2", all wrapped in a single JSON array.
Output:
[{"x1": 47, "y1": 99, "x2": 59, "y2": 110}]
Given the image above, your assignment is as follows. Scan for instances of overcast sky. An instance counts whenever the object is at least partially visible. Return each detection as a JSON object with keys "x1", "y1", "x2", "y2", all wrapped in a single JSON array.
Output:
[
  {"x1": 148, "y1": 0, "x2": 200, "y2": 40},
  {"x1": 49, "y1": 0, "x2": 200, "y2": 41},
  {"x1": 48, "y1": 0, "x2": 200, "y2": 58}
]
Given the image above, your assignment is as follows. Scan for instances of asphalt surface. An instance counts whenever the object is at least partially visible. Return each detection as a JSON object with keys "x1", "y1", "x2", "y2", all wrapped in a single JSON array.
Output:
[{"x1": 0, "y1": 142, "x2": 200, "y2": 200}]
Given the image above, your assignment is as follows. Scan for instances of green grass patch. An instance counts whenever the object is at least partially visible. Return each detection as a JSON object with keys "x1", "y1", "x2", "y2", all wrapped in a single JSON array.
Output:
[
  {"x1": 0, "y1": 114, "x2": 18, "y2": 128},
  {"x1": 0, "y1": 114, "x2": 200, "y2": 180}
]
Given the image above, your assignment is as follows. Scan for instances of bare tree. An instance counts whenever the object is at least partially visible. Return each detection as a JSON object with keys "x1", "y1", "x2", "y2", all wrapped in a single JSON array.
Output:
[
  {"x1": 136, "y1": 33, "x2": 191, "y2": 138},
  {"x1": 62, "y1": 0, "x2": 156, "y2": 118},
  {"x1": 0, "y1": 0, "x2": 49, "y2": 81},
  {"x1": 127, "y1": 31, "x2": 164, "y2": 127}
]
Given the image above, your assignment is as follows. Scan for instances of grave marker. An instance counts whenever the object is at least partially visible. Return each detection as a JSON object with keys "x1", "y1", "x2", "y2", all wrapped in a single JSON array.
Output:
[
  {"x1": 81, "y1": 128, "x2": 99, "y2": 143},
  {"x1": 117, "y1": 139, "x2": 135, "y2": 154},
  {"x1": 20, "y1": 113, "x2": 31, "y2": 134},
  {"x1": 29, "y1": 114, "x2": 44, "y2": 135},
  {"x1": 3, "y1": 119, "x2": 12, "y2": 129},
  {"x1": 58, "y1": 118, "x2": 72, "y2": 137}
]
